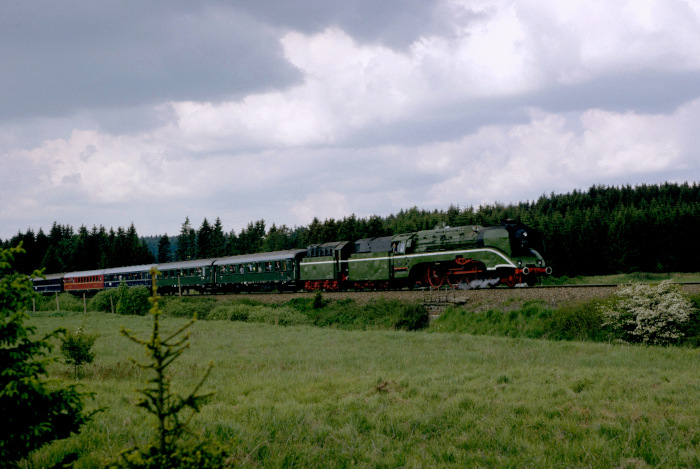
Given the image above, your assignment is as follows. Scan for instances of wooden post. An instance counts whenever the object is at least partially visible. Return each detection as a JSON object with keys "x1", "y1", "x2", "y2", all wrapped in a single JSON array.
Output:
[
  {"x1": 55, "y1": 292, "x2": 59, "y2": 311},
  {"x1": 178, "y1": 275, "x2": 182, "y2": 297},
  {"x1": 110, "y1": 295, "x2": 114, "y2": 314},
  {"x1": 83, "y1": 293, "x2": 87, "y2": 314},
  {"x1": 32, "y1": 298, "x2": 36, "y2": 313}
]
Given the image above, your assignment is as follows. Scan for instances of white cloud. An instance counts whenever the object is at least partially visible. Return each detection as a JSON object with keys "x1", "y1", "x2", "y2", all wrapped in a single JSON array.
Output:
[
  {"x1": 421, "y1": 100, "x2": 699, "y2": 207},
  {"x1": 18, "y1": 130, "x2": 184, "y2": 203},
  {"x1": 289, "y1": 190, "x2": 350, "y2": 224},
  {"x1": 518, "y1": 0, "x2": 700, "y2": 82}
]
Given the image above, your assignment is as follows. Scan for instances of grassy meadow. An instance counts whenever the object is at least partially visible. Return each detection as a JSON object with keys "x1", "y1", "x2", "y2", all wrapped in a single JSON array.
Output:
[{"x1": 24, "y1": 309, "x2": 700, "y2": 468}]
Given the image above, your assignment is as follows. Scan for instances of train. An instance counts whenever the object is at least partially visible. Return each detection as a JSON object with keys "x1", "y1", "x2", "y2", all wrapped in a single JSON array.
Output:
[{"x1": 32, "y1": 220, "x2": 551, "y2": 295}]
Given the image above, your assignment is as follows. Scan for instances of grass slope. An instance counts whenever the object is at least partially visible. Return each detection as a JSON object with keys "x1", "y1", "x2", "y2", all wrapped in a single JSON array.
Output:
[{"x1": 27, "y1": 312, "x2": 700, "y2": 468}]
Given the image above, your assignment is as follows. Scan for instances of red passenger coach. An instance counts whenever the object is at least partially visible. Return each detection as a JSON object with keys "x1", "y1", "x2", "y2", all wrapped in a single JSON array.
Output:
[{"x1": 63, "y1": 269, "x2": 105, "y2": 293}]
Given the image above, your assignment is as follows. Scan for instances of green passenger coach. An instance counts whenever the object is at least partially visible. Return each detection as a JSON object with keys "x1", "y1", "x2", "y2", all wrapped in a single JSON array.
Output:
[
  {"x1": 156, "y1": 258, "x2": 216, "y2": 295},
  {"x1": 213, "y1": 250, "x2": 306, "y2": 292}
]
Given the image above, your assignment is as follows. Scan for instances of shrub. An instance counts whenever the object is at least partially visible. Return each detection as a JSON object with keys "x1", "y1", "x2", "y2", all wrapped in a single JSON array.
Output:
[
  {"x1": 685, "y1": 293, "x2": 700, "y2": 346},
  {"x1": 117, "y1": 286, "x2": 151, "y2": 316},
  {"x1": 161, "y1": 297, "x2": 217, "y2": 318},
  {"x1": 600, "y1": 280, "x2": 696, "y2": 345},
  {"x1": 429, "y1": 302, "x2": 551, "y2": 338},
  {"x1": 1, "y1": 245, "x2": 94, "y2": 465},
  {"x1": 34, "y1": 292, "x2": 85, "y2": 312},
  {"x1": 312, "y1": 291, "x2": 328, "y2": 309},
  {"x1": 247, "y1": 306, "x2": 311, "y2": 326},
  {"x1": 89, "y1": 289, "x2": 120, "y2": 313},
  {"x1": 546, "y1": 298, "x2": 608, "y2": 341},
  {"x1": 299, "y1": 297, "x2": 430, "y2": 330},
  {"x1": 393, "y1": 303, "x2": 430, "y2": 331},
  {"x1": 60, "y1": 326, "x2": 98, "y2": 379}
]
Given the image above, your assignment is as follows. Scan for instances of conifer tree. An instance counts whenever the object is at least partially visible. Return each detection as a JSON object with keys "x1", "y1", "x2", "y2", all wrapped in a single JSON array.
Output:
[
  {"x1": 112, "y1": 268, "x2": 225, "y2": 468},
  {"x1": 157, "y1": 234, "x2": 171, "y2": 263},
  {"x1": 210, "y1": 218, "x2": 227, "y2": 257},
  {"x1": 176, "y1": 217, "x2": 196, "y2": 261},
  {"x1": 0, "y1": 244, "x2": 94, "y2": 465},
  {"x1": 197, "y1": 218, "x2": 213, "y2": 259}
]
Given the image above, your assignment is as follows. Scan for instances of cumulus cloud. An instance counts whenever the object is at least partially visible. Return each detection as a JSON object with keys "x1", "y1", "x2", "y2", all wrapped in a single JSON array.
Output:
[{"x1": 424, "y1": 101, "x2": 699, "y2": 207}]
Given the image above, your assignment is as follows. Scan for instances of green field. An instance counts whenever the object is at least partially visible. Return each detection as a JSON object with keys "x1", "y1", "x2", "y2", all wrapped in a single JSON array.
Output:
[{"x1": 25, "y1": 310, "x2": 700, "y2": 468}]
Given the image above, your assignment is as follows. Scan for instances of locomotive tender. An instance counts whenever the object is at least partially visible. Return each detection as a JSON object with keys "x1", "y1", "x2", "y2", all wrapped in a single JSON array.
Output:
[{"x1": 32, "y1": 220, "x2": 550, "y2": 295}]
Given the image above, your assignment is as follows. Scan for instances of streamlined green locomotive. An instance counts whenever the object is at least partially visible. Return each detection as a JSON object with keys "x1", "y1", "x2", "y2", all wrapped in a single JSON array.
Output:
[{"x1": 301, "y1": 220, "x2": 550, "y2": 290}]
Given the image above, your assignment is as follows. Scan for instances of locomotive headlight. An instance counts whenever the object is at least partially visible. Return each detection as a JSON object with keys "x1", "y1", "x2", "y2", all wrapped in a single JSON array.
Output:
[{"x1": 522, "y1": 231, "x2": 527, "y2": 237}]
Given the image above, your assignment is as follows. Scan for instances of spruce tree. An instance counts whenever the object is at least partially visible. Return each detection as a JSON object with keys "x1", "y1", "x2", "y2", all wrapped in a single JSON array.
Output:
[
  {"x1": 0, "y1": 244, "x2": 94, "y2": 466},
  {"x1": 157, "y1": 234, "x2": 171, "y2": 263}
]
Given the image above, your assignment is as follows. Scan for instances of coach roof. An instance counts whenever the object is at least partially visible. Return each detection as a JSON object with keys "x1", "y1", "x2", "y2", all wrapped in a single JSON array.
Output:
[{"x1": 213, "y1": 249, "x2": 306, "y2": 266}]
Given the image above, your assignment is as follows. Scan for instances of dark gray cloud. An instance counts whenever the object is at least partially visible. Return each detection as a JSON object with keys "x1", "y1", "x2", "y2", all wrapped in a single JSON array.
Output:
[
  {"x1": 529, "y1": 70, "x2": 700, "y2": 115},
  {"x1": 237, "y1": 0, "x2": 460, "y2": 49},
  {"x1": 0, "y1": 1, "x2": 301, "y2": 122}
]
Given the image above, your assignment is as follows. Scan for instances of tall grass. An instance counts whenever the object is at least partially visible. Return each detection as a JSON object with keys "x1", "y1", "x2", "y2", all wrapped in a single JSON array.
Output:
[
  {"x1": 24, "y1": 312, "x2": 700, "y2": 468},
  {"x1": 156, "y1": 295, "x2": 430, "y2": 331}
]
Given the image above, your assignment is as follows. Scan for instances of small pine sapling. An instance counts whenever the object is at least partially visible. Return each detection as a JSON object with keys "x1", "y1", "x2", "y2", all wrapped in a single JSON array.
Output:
[{"x1": 111, "y1": 268, "x2": 227, "y2": 469}]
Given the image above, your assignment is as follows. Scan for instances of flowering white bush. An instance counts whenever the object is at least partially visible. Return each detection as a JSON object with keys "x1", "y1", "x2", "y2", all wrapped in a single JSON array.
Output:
[{"x1": 600, "y1": 280, "x2": 695, "y2": 345}]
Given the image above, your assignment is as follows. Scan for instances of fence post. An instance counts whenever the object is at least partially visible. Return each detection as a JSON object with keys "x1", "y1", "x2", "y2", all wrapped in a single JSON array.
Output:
[
  {"x1": 55, "y1": 292, "x2": 59, "y2": 311},
  {"x1": 83, "y1": 293, "x2": 87, "y2": 314}
]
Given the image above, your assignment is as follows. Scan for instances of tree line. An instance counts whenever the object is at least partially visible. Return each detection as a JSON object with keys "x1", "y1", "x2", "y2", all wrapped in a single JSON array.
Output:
[
  {"x1": 3, "y1": 223, "x2": 154, "y2": 276},
  {"x1": 3, "y1": 182, "x2": 700, "y2": 278}
]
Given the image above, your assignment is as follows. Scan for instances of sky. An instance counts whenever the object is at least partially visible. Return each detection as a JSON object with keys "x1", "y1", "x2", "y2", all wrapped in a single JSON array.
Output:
[{"x1": 2, "y1": 0, "x2": 700, "y2": 240}]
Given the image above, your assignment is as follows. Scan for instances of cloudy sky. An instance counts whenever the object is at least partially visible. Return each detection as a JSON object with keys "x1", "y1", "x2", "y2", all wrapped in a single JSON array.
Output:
[{"x1": 2, "y1": 0, "x2": 700, "y2": 240}]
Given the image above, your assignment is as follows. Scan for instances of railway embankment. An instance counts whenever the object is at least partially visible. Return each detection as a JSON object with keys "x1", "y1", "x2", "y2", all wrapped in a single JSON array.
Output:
[{"x1": 214, "y1": 283, "x2": 700, "y2": 312}]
